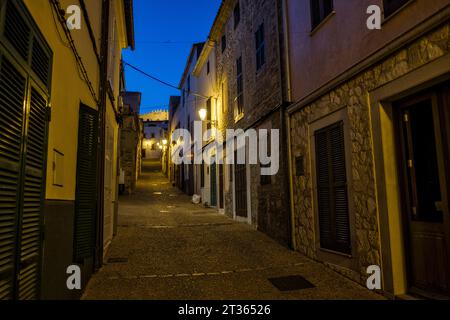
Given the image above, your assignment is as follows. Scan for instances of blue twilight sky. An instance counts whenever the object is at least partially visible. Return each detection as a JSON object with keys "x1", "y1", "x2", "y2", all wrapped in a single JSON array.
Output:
[{"x1": 122, "y1": 0, "x2": 222, "y2": 114}]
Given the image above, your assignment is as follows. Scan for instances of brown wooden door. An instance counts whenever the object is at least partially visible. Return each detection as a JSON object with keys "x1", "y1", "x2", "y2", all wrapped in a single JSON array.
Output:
[
  {"x1": 396, "y1": 86, "x2": 450, "y2": 296},
  {"x1": 235, "y1": 150, "x2": 247, "y2": 218},
  {"x1": 219, "y1": 164, "x2": 224, "y2": 209}
]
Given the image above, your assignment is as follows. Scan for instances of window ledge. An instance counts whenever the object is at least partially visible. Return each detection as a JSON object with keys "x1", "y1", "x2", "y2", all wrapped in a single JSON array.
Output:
[
  {"x1": 382, "y1": 0, "x2": 416, "y2": 25},
  {"x1": 309, "y1": 11, "x2": 336, "y2": 37},
  {"x1": 319, "y1": 247, "x2": 353, "y2": 259}
]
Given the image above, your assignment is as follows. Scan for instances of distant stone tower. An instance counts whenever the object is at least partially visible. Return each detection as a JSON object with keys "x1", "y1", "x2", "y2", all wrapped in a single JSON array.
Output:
[{"x1": 140, "y1": 109, "x2": 169, "y2": 121}]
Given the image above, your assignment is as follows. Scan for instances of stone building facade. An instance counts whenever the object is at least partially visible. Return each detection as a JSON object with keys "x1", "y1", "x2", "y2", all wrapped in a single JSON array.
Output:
[
  {"x1": 120, "y1": 92, "x2": 143, "y2": 194},
  {"x1": 286, "y1": 0, "x2": 450, "y2": 297},
  {"x1": 205, "y1": 0, "x2": 291, "y2": 244}
]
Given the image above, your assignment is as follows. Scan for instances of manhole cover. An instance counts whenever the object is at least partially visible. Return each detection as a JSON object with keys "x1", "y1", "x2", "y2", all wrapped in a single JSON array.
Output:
[
  {"x1": 268, "y1": 276, "x2": 315, "y2": 292},
  {"x1": 107, "y1": 258, "x2": 128, "y2": 264}
]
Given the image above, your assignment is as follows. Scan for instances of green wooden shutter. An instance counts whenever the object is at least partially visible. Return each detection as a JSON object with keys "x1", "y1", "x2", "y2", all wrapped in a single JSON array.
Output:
[
  {"x1": 0, "y1": 0, "x2": 51, "y2": 300},
  {"x1": 18, "y1": 87, "x2": 48, "y2": 300},
  {"x1": 3, "y1": 0, "x2": 31, "y2": 61},
  {"x1": 74, "y1": 105, "x2": 98, "y2": 261},
  {"x1": 0, "y1": 56, "x2": 27, "y2": 300},
  {"x1": 31, "y1": 38, "x2": 51, "y2": 87},
  {"x1": 315, "y1": 122, "x2": 351, "y2": 254}
]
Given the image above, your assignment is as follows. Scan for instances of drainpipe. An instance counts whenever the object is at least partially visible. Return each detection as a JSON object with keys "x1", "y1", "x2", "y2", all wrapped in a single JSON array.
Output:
[
  {"x1": 277, "y1": 0, "x2": 294, "y2": 248},
  {"x1": 281, "y1": 0, "x2": 297, "y2": 251},
  {"x1": 95, "y1": 0, "x2": 110, "y2": 270}
]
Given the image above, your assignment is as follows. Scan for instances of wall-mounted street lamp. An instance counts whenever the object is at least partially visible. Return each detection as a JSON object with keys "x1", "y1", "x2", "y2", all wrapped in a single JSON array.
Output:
[
  {"x1": 162, "y1": 139, "x2": 168, "y2": 146},
  {"x1": 198, "y1": 108, "x2": 216, "y2": 126},
  {"x1": 199, "y1": 108, "x2": 207, "y2": 121}
]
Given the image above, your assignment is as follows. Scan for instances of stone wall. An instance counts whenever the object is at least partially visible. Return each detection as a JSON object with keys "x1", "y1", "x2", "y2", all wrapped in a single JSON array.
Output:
[
  {"x1": 289, "y1": 22, "x2": 450, "y2": 284},
  {"x1": 214, "y1": 0, "x2": 290, "y2": 244},
  {"x1": 120, "y1": 114, "x2": 141, "y2": 194}
]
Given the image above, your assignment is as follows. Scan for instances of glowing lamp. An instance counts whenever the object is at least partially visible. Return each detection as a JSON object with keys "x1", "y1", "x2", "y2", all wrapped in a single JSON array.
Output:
[{"x1": 198, "y1": 108, "x2": 207, "y2": 121}]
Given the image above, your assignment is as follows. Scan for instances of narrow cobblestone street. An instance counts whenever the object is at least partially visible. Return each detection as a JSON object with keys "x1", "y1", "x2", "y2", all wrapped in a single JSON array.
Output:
[{"x1": 82, "y1": 160, "x2": 383, "y2": 300}]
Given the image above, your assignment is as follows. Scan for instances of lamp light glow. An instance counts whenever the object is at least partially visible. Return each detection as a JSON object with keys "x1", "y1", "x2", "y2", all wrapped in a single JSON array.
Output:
[{"x1": 199, "y1": 108, "x2": 207, "y2": 121}]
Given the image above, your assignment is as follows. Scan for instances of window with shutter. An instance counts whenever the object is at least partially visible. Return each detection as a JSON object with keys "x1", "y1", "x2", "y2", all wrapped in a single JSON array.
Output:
[
  {"x1": 0, "y1": 0, "x2": 52, "y2": 300},
  {"x1": 255, "y1": 24, "x2": 265, "y2": 71},
  {"x1": 315, "y1": 122, "x2": 351, "y2": 254}
]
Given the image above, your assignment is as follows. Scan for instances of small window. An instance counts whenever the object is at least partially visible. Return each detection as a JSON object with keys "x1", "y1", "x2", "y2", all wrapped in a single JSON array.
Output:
[
  {"x1": 234, "y1": 2, "x2": 241, "y2": 29},
  {"x1": 207, "y1": 60, "x2": 210, "y2": 75},
  {"x1": 383, "y1": 0, "x2": 409, "y2": 18},
  {"x1": 221, "y1": 34, "x2": 227, "y2": 53},
  {"x1": 255, "y1": 24, "x2": 265, "y2": 71},
  {"x1": 310, "y1": 0, "x2": 334, "y2": 30},
  {"x1": 236, "y1": 57, "x2": 244, "y2": 115}
]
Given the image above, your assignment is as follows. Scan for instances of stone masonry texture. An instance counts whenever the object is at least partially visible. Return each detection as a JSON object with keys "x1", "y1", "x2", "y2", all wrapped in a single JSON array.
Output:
[
  {"x1": 289, "y1": 23, "x2": 450, "y2": 285},
  {"x1": 216, "y1": 0, "x2": 291, "y2": 245}
]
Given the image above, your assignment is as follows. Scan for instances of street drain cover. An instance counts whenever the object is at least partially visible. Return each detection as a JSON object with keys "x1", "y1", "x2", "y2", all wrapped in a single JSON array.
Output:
[
  {"x1": 107, "y1": 258, "x2": 128, "y2": 264},
  {"x1": 268, "y1": 276, "x2": 315, "y2": 292}
]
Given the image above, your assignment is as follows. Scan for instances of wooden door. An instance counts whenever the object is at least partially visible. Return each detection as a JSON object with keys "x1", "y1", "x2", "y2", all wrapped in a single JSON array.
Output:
[
  {"x1": 396, "y1": 86, "x2": 450, "y2": 296},
  {"x1": 234, "y1": 150, "x2": 247, "y2": 218},
  {"x1": 219, "y1": 164, "x2": 224, "y2": 209},
  {"x1": 210, "y1": 160, "x2": 217, "y2": 207},
  {"x1": 74, "y1": 104, "x2": 99, "y2": 264}
]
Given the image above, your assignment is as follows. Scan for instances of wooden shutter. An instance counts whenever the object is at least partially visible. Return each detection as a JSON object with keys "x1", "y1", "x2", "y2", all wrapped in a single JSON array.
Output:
[
  {"x1": 18, "y1": 86, "x2": 48, "y2": 300},
  {"x1": 4, "y1": 0, "x2": 31, "y2": 61},
  {"x1": 74, "y1": 105, "x2": 99, "y2": 261},
  {"x1": 31, "y1": 38, "x2": 51, "y2": 87},
  {"x1": 0, "y1": 0, "x2": 51, "y2": 300},
  {"x1": 0, "y1": 59, "x2": 49, "y2": 300},
  {"x1": 315, "y1": 122, "x2": 351, "y2": 254},
  {"x1": 0, "y1": 56, "x2": 27, "y2": 300}
]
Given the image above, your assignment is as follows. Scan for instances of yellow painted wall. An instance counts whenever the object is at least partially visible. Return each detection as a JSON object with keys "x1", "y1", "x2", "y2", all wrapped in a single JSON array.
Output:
[
  {"x1": 23, "y1": 0, "x2": 101, "y2": 201},
  {"x1": 103, "y1": 0, "x2": 131, "y2": 249},
  {"x1": 24, "y1": 0, "x2": 130, "y2": 208}
]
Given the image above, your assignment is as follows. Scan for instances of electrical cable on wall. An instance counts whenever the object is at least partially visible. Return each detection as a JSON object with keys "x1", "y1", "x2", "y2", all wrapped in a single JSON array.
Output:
[
  {"x1": 50, "y1": 0, "x2": 99, "y2": 106},
  {"x1": 123, "y1": 61, "x2": 211, "y2": 100}
]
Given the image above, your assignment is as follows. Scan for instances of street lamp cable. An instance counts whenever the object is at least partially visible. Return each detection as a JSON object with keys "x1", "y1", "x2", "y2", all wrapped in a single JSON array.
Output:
[{"x1": 123, "y1": 61, "x2": 211, "y2": 100}]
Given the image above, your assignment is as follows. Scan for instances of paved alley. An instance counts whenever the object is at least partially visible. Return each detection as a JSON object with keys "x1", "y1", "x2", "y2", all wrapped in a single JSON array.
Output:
[{"x1": 83, "y1": 160, "x2": 383, "y2": 300}]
